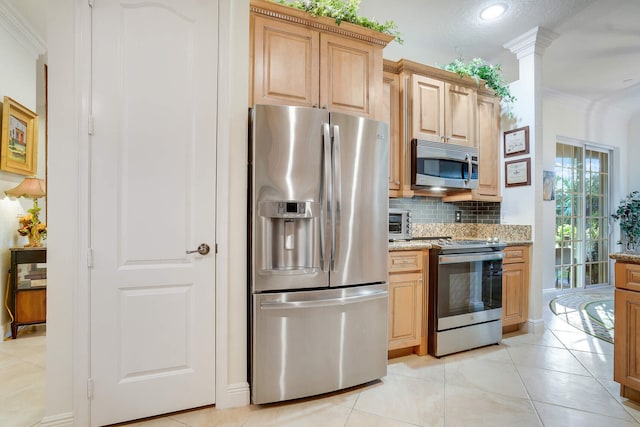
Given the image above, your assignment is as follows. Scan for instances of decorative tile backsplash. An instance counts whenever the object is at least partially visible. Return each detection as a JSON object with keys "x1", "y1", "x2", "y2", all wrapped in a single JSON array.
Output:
[{"x1": 389, "y1": 197, "x2": 501, "y2": 224}]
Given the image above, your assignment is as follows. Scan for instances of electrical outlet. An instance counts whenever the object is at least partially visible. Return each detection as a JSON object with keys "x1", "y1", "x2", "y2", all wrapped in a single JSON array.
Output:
[{"x1": 455, "y1": 211, "x2": 462, "y2": 223}]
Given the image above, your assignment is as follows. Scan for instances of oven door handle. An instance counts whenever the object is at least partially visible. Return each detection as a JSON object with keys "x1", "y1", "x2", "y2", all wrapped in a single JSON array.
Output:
[{"x1": 438, "y1": 252, "x2": 505, "y2": 264}]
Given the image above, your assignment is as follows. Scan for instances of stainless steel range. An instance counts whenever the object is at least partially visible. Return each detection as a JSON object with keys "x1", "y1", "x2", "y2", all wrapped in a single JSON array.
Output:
[{"x1": 428, "y1": 239, "x2": 505, "y2": 357}]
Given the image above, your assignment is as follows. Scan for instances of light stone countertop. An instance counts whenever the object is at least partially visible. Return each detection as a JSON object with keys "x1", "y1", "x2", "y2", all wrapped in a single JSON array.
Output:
[{"x1": 610, "y1": 253, "x2": 640, "y2": 264}]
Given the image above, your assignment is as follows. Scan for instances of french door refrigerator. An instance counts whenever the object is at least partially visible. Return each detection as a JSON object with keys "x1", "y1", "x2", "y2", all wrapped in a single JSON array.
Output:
[{"x1": 249, "y1": 104, "x2": 389, "y2": 404}]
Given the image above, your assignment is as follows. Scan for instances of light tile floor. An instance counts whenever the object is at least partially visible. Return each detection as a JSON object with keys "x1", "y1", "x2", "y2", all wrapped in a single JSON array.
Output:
[{"x1": 3, "y1": 287, "x2": 640, "y2": 426}]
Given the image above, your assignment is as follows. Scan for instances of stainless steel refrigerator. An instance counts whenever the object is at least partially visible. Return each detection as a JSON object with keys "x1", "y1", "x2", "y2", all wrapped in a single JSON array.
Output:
[{"x1": 249, "y1": 104, "x2": 389, "y2": 404}]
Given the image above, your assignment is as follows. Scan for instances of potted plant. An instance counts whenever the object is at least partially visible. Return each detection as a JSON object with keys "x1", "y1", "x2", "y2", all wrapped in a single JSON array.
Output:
[
  {"x1": 275, "y1": 0, "x2": 403, "y2": 43},
  {"x1": 612, "y1": 191, "x2": 640, "y2": 252},
  {"x1": 441, "y1": 58, "x2": 516, "y2": 108}
]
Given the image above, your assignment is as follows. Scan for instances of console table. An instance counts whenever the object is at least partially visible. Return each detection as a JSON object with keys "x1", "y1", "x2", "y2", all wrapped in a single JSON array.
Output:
[{"x1": 7, "y1": 247, "x2": 47, "y2": 339}]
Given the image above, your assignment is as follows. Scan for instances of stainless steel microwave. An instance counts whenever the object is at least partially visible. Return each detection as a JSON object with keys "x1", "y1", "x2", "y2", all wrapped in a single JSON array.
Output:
[
  {"x1": 411, "y1": 139, "x2": 479, "y2": 190},
  {"x1": 389, "y1": 209, "x2": 412, "y2": 241}
]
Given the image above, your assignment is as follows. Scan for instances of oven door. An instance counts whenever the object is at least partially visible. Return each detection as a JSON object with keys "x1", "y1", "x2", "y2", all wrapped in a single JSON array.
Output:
[{"x1": 436, "y1": 252, "x2": 503, "y2": 331}]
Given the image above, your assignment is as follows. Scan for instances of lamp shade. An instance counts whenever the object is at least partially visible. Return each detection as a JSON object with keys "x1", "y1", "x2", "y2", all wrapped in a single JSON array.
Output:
[{"x1": 5, "y1": 177, "x2": 46, "y2": 199}]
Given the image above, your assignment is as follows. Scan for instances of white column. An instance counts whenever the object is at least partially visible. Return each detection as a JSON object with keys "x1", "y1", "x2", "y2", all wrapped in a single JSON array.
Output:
[{"x1": 503, "y1": 27, "x2": 557, "y2": 332}]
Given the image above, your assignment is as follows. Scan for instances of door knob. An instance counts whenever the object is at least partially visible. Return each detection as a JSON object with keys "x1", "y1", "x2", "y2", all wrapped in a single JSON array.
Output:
[{"x1": 186, "y1": 243, "x2": 210, "y2": 255}]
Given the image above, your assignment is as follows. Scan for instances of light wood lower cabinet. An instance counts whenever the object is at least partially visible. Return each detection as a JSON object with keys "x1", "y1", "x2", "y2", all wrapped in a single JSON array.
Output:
[
  {"x1": 614, "y1": 262, "x2": 640, "y2": 402},
  {"x1": 502, "y1": 246, "x2": 529, "y2": 328},
  {"x1": 388, "y1": 250, "x2": 427, "y2": 356}
]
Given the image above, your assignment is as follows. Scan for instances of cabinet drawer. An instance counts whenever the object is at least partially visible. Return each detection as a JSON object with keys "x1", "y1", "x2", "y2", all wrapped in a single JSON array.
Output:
[
  {"x1": 503, "y1": 246, "x2": 527, "y2": 264},
  {"x1": 388, "y1": 251, "x2": 423, "y2": 273},
  {"x1": 616, "y1": 263, "x2": 640, "y2": 292}
]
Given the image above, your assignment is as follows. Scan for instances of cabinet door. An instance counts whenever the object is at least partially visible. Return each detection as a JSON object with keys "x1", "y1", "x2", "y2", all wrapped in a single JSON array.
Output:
[
  {"x1": 502, "y1": 262, "x2": 527, "y2": 326},
  {"x1": 445, "y1": 83, "x2": 477, "y2": 147},
  {"x1": 320, "y1": 33, "x2": 379, "y2": 118},
  {"x1": 15, "y1": 289, "x2": 46, "y2": 323},
  {"x1": 615, "y1": 288, "x2": 640, "y2": 391},
  {"x1": 251, "y1": 15, "x2": 319, "y2": 107},
  {"x1": 388, "y1": 272, "x2": 423, "y2": 350},
  {"x1": 384, "y1": 71, "x2": 400, "y2": 194},
  {"x1": 475, "y1": 95, "x2": 500, "y2": 197},
  {"x1": 411, "y1": 74, "x2": 444, "y2": 143}
]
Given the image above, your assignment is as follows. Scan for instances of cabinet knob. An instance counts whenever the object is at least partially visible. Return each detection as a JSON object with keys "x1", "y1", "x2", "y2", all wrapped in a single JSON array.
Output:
[
  {"x1": 395, "y1": 180, "x2": 400, "y2": 185},
  {"x1": 322, "y1": 104, "x2": 328, "y2": 109}
]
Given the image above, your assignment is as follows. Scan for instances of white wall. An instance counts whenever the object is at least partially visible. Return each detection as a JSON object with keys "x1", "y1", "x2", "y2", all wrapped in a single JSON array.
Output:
[
  {"x1": 0, "y1": 15, "x2": 46, "y2": 337},
  {"x1": 628, "y1": 112, "x2": 640, "y2": 189}
]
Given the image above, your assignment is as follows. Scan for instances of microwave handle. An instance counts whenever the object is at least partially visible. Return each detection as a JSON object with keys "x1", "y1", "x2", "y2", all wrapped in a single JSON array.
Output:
[{"x1": 466, "y1": 153, "x2": 472, "y2": 185}]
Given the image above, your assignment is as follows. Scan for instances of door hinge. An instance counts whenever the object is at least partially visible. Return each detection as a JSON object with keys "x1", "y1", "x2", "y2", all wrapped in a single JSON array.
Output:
[
  {"x1": 88, "y1": 115, "x2": 95, "y2": 135},
  {"x1": 87, "y1": 378, "x2": 94, "y2": 399},
  {"x1": 87, "y1": 248, "x2": 94, "y2": 268}
]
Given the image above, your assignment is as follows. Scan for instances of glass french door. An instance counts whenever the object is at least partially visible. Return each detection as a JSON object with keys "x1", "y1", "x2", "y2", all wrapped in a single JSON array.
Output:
[{"x1": 555, "y1": 142, "x2": 611, "y2": 288}]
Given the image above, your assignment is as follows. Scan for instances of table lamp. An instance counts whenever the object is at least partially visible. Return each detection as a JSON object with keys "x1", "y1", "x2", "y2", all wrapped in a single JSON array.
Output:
[{"x1": 5, "y1": 177, "x2": 46, "y2": 247}]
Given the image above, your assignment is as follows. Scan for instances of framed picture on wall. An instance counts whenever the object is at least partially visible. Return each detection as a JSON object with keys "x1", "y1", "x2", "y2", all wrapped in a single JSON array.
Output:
[
  {"x1": 505, "y1": 158, "x2": 531, "y2": 187},
  {"x1": 1, "y1": 96, "x2": 39, "y2": 176},
  {"x1": 503, "y1": 126, "x2": 529, "y2": 157}
]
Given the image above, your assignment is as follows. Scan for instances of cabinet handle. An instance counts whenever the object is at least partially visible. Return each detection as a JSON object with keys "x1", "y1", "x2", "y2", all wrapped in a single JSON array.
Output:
[
  {"x1": 312, "y1": 104, "x2": 318, "y2": 108},
  {"x1": 322, "y1": 104, "x2": 328, "y2": 109},
  {"x1": 445, "y1": 136, "x2": 450, "y2": 142},
  {"x1": 440, "y1": 135, "x2": 445, "y2": 141},
  {"x1": 395, "y1": 180, "x2": 400, "y2": 185}
]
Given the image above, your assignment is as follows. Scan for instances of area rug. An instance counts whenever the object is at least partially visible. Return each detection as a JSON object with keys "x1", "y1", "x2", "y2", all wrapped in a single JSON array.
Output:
[{"x1": 549, "y1": 292, "x2": 614, "y2": 344}]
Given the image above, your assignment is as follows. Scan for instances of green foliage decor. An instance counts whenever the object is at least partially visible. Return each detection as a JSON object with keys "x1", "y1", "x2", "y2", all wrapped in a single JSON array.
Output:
[
  {"x1": 276, "y1": 0, "x2": 403, "y2": 43},
  {"x1": 442, "y1": 58, "x2": 516, "y2": 104},
  {"x1": 612, "y1": 191, "x2": 640, "y2": 251}
]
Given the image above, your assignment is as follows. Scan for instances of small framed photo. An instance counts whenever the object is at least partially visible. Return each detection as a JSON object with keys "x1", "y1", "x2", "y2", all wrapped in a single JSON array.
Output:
[
  {"x1": 543, "y1": 170, "x2": 556, "y2": 201},
  {"x1": 503, "y1": 126, "x2": 529, "y2": 157},
  {"x1": 505, "y1": 158, "x2": 531, "y2": 187},
  {"x1": 1, "y1": 96, "x2": 39, "y2": 175}
]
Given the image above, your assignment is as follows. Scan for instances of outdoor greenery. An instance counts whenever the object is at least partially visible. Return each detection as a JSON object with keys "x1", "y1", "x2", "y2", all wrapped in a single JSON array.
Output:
[
  {"x1": 612, "y1": 190, "x2": 640, "y2": 252},
  {"x1": 276, "y1": 0, "x2": 403, "y2": 43},
  {"x1": 441, "y1": 58, "x2": 516, "y2": 105}
]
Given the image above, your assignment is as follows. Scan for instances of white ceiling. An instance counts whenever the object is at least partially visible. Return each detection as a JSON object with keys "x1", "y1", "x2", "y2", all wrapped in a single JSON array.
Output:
[
  {"x1": 8, "y1": 0, "x2": 640, "y2": 116},
  {"x1": 359, "y1": 0, "x2": 640, "y2": 116}
]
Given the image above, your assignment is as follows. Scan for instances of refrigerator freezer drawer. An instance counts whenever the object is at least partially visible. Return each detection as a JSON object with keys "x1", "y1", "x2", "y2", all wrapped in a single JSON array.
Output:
[{"x1": 251, "y1": 283, "x2": 388, "y2": 404}]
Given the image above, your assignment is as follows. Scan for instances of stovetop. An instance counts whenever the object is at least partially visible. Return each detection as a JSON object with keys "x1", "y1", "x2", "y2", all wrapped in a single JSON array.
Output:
[{"x1": 410, "y1": 236, "x2": 506, "y2": 253}]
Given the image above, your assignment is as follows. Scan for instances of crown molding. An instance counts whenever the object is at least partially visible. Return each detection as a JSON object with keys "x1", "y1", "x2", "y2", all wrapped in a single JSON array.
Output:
[
  {"x1": 544, "y1": 88, "x2": 632, "y2": 122},
  {"x1": 503, "y1": 26, "x2": 558, "y2": 60},
  {"x1": 0, "y1": 0, "x2": 46, "y2": 59}
]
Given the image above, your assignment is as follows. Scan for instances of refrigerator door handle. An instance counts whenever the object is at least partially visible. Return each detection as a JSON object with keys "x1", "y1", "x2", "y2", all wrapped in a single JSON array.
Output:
[
  {"x1": 331, "y1": 124, "x2": 342, "y2": 272},
  {"x1": 322, "y1": 122, "x2": 332, "y2": 272},
  {"x1": 260, "y1": 290, "x2": 388, "y2": 310}
]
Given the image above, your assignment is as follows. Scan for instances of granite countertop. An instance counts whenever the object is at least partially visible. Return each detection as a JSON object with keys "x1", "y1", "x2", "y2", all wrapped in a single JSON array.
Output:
[
  {"x1": 388, "y1": 239, "x2": 533, "y2": 251},
  {"x1": 610, "y1": 253, "x2": 640, "y2": 264}
]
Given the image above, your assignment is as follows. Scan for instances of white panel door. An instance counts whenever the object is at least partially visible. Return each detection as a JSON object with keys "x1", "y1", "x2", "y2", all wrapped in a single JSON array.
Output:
[{"x1": 90, "y1": 1, "x2": 217, "y2": 425}]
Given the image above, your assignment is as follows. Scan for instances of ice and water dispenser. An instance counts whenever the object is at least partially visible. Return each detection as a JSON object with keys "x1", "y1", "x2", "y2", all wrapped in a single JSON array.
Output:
[{"x1": 257, "y1": 200, "x2": 319, "y2": 274}]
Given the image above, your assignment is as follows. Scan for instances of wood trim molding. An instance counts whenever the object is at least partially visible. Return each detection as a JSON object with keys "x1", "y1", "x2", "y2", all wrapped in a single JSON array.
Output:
[
  {"x1": 250, "y1": 0, "x2": 394, "y2": 47},
  {"x1": 389, "y1": 58, "x2": 496, "y2": 96}
]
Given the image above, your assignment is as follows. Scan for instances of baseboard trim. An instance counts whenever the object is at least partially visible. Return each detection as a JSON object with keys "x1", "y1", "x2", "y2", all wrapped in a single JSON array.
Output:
[
  {"x1": 216, "y1": 382, "x2": 250, "y2": 409},
  {"x1": 524, "y1": 318, "x2": 545, "y2": 334},
  {"x1": 39, "y1": 412, "x2": 74, "y2": 427}
]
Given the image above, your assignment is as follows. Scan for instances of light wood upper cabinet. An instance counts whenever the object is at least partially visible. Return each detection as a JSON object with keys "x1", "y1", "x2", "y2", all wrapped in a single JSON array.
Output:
[
  {"x1": 475, "y1": 94, "x2": 501, "y2": 197},
  {"x1": 249, "y1": 0, "x2": 392, "y2": 120},
  {"x1": 411, "y1": 75, "x2": 476, "y2": 147},
  {"x1": 320, "y1": 33, "x2": 381, "y2": 117},
  {"x1": 411, "y1": 75, "x2": 445, "y2": 143},
  {"x1": 252, "y1": 15, "x2": 319, "y2": 108},
  {"x1": 384, "y1": 70, "x2": 400, "y2": 194}
]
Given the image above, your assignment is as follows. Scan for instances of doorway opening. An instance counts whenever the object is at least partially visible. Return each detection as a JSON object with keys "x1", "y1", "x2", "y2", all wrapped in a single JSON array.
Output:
[{"x1": 555, "y1": 140, "x2": 611, "y2": 289}]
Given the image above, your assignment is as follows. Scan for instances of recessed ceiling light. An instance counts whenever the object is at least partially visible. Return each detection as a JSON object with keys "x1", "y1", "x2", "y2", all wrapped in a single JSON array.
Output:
[{"x1": 480, "y1": 4, "x2": 507, "y2": 20}]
